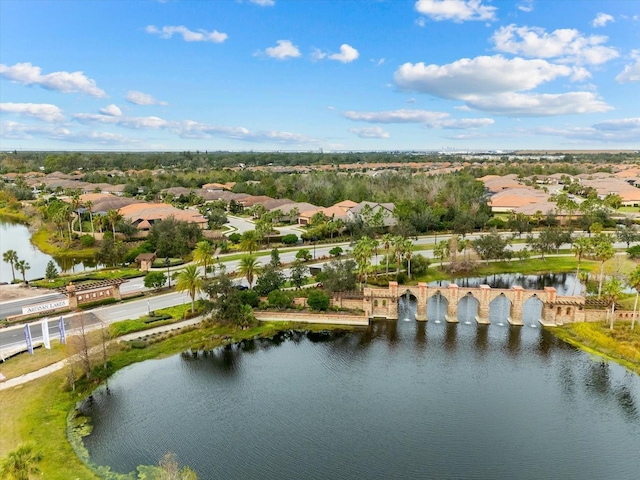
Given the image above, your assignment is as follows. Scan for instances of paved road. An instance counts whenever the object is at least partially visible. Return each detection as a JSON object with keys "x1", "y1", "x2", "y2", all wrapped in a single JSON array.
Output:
[{"x1": 225, "y1": 215, "x2": 305, "y2": 238}]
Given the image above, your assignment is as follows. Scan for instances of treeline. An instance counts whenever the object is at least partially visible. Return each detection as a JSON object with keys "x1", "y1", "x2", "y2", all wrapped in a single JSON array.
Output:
[{"x1": 1, "y1": 150, "x2": 638, "y2": 175}]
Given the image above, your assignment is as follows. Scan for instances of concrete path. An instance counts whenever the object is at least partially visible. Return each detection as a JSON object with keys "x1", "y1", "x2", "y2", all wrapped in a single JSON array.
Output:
[{"x1": 0, "y1": 316, "x2": 205, "y2": 391}]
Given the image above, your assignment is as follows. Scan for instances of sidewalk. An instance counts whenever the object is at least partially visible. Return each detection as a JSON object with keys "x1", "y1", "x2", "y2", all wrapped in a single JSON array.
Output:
[{"x1": 0, "y1": 316, "x2": 205, "y2": 391}]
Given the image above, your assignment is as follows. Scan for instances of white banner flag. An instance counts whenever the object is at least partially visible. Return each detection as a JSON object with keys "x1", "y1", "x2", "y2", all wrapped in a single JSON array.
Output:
[
  {"x1": 24, "y1": 324, "x2": 34, "y2": 355},
  {"x1": 42, "y1": 318, "x2": 51, "y2": 349}
]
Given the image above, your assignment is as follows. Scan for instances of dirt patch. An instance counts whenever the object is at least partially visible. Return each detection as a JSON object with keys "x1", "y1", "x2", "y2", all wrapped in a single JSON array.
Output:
[{"x1": 0, "y1": 284, "x2": 48, "y2": 302}]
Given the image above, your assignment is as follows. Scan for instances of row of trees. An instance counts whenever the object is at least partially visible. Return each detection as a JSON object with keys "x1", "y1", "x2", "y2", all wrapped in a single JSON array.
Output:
[{"x1": 2, "y1": 249, "x2": 30, "y2": 283}]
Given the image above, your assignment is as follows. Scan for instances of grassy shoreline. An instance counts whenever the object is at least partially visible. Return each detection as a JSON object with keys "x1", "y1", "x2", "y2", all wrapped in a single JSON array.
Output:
[{"x1": 30, "y1": 226, "x2": 98, "y2": 259}]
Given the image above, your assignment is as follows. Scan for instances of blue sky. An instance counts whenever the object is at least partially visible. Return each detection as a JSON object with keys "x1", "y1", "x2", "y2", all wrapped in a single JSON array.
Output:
[{"x1": 1, "y1": 0, "x2": 638, "y2": 152}]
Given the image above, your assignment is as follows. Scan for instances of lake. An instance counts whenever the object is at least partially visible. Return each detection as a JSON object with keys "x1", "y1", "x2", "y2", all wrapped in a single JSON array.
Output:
[
  {"x1": 0, "y1": 220, "x2": 98, "y2": 283},
  {"x1": 81, "y1": 318, "x2": 640, "y2": 479}
]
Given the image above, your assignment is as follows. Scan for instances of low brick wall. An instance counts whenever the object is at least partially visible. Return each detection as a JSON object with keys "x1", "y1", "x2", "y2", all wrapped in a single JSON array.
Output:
[
  {"x1": 582, "y1": 309, "x2": 638, "y2": 323},
  {"x1": 254, "y1": 311, "x2": 369, "y2": 326}
]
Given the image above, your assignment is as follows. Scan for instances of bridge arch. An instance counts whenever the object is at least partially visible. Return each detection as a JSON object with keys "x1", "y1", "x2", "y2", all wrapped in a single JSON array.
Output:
[
  {"x1": 489, "y1": 293, "x2": 512, "y2": 325},
  {"x1": 427, "y1": 291, "x2": 448, "y2": 323},
  {"x1": 457, "y1": 292, "x2": 479, "y2": 323}
]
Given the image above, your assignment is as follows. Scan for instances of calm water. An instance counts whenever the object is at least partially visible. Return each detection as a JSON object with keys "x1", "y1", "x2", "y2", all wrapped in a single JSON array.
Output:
[
  {"x1": 0, "y1": 220, "x2": 98, "y2": 283},
  {"x1": 81, "y1": 317, "x2": 640, "y2": 479}
]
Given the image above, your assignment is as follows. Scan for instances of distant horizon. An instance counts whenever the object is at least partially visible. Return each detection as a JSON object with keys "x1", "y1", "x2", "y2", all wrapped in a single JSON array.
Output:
[{"x1": 2, "y1": 1, "x2": 639, "y2": 151}]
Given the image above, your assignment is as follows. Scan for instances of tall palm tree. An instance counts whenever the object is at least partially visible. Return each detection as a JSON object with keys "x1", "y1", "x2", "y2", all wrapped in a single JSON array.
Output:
[
  {"x1": 85, "y1": 200, "x2": 95, "y2": 237},
  {"x1": 193, "y1": 240, "x2": 215, "y2": 279},
  {"x1": 393, "y1": 235, "x2": 405, "y2": 278},
  {"x1": 381, "y1": 233, "x2": 393, "y2": 276},
  {"x1": 404, "y1": 239, "x2": 414, "y2": 279},
  {"x1": 238, "y1": 254, "x2": 262, "y2": 289},
  {"x1": 175, "y1": 264, "x2": 203, "y2": 313},
  {"x1": 2, "y1": 249, "x2": 19, "y2": 282},
  {"x1": 106, "y1": 209, "x2": 122, "y2": 237},
  {"x1": 602, "y1": 277, "x2": 623, "y2": 330},
  {"x1": 628, "y1": 266, "x2": 640, "y2": 330},
  {"x1": 70, "y1": 192, "x2": 82, "y2": 233},
  {"x1": 571, "y1": 236, "x2": 592, "y2": 295},
  {"x1": 593, "y1": 234, "x2": 615, "y2": 299},
  {"x1": 15, "y1": 260, "x2": 30, "y2": 283},
  {"x1": 0, "y1": 443, "x2": 42, "y2": 480}
]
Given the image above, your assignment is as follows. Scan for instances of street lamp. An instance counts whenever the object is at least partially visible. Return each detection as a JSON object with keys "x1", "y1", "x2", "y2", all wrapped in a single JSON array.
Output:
[
  {"x1": 165, "y1": 257, "x2": 171, "y2": 288},
  {"x1": 312, "y1": 236, "x2": 317, "y2": 260}
]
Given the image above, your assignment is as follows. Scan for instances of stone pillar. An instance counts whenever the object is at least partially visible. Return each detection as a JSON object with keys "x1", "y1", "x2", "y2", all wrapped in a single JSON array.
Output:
[
  {"x1": 387, "y1": 297, "x2": 398, "y2": 320},
  {"x1": 446, "y1": 284, "x2": 459, "y2": 323},
  {"x1": 544, "y1": 286, "x2": 556, "y2": 303},
  {"x1": 509, "y1": 286, "x2": 524, "y2": 326},
  {"x1": 416, "y1": 282, "x2": 428, "y2": 321},
  {"x1": 476, "y1": 284, "x2": 491, "y2": 325},
  {"x1": 389, "y1": 281, "x2": 398, "y2": 297},
  {"x1": 65, "y1": 282, "x2": 78, "y2": 310},
  {"x1": 111, "y1": 285, "x2": 122, "y2": 301}
]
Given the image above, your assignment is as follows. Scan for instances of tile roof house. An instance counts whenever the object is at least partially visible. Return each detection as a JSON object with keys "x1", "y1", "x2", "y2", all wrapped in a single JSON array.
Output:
[
  {"x1": 347, "y1": 201, "x2": 396, "y2": 227},
  {"x1": 580, "y1": 178, "x2": 640, "y2": 206},
  {"x1": 119, "y1": 203, "x2": 208, "y2": 230},
  {"x1": 298, "y1": 200, "x2": 357, "y2": 225},
  {"x1": 487, "y1": 188, "x2": 550, "y2": 213}
]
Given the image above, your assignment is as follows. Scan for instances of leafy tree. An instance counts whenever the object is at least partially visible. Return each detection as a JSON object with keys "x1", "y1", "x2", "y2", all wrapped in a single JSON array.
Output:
[
  {"x1": 289, "y1": 259, "x2": 308, "y2": 289},
  {"x1": 144, "y1": 271, "x2": 167, "y2": 291},
  {"x1": 406, "y1": 253, "x2": 429, "y2": 277},
  {"x1": 296, "y1": 248, "x2": 312, "y2": 262},
  {"x1": 106, "y1": 209, "x2": 122, "y2": 237},
  {"x1": 602, "y1": 277, "x2": 623, "y2": 330},
  {"x1": 316, "y1": 258, "x2": 357, "y2": 293},
  {"x1": 204, "y1": 270, "x2": 245, "y2": 325},
  {"x1": 267, "y1": 289, "x2": 294, "y2": 309},
  {"x1": 96, "y1": 236, "x2": 128, "y2": 267},
  {"x1": 353, "y1": 236, "x2": 375, "y2": 286},
  {"x1": 239, "y1": 289, "x2": 260, "y2": 308},
  {"x1": 616, "y1": 224, "x2": 639, "y2": 248},
  {"x1": 254, "y1": 264, "x2": 285, "y2": 295},
  {"x1": 269, "y1": 248, "x2": 281, "y2": 267},
  {"x1": 175, "y1": 265, "x2": 203, "y2": 313},
  {"x1": 148, "y1": 217, "x2": 203, "y2": 258},
  {"x1": 329, "y1": 246, "x2": 343, "y2": 257},
  {"x1": 15, "y1": 260, "x2": 30, "y2": 283},
  {"x1": 228, "y1": 232, "x2": 242, "y2": 244},
  {"x1": 238, "y1": 254, "x2": 262, "y2": 289},
  {"x1": 472, "y1": 231, "x2": 512, "y2": 263},
  {"x1": 507, "y1": 212, "x2": 532, "y2": 237},
  {"x1": 45, "y1": 260, "x2": 59, "y2": 280},
  {"x1": 380, "y1": 233, "x2": 393, "y2": 276},
  {"x1": 433, "y1": 240, "x2": 449, "y2": 268},
  {"x1": 307, "y1": 290, "x2": 330, "y2": 311},
  {"x1": 2, "y1": 249, "x2": 18, "y2": 282},
  {"x1": 0, "y1": 443, "x2": 42, "y2": 480},
  {"x1": 193, "y1": 240, "x2": 214, "y2": 279},
  {"x1": 156, "y1": 451, "x2": 199, "y2": 480}
]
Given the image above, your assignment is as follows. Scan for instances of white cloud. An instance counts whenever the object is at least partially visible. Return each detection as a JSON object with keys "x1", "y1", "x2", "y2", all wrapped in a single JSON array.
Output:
[
  {"x1": 99, "y1": 104, "x2": 122, "y2": 116},
  {"x1": 145, "y1": 25, "x2": 228, "y2": 43},
  {"x1": 0, "y1": 120, "x2": 139, "y2": 145},
  {"x1": 0, "y1": 62, "x2": 106, "y2": 97},
  {"x1": 350, "y1": 127, "x2": 390, "y2": 139},
  {"x1": 465, "y1": 92, "x2": 611, "y2": 116},
  {"x1": 0, "y1": 103, "x2": 65, "y2": 122},
  {"x1": 264, "y1": 40, "x2": 301, "y2": 59},
  {"x1": 537, "y1": 117, "x2": 640, "y2": 143},
  {"x1": 311, "y1": 48, "x2": 327, "y2": 61},
  {"x1": 616, "y1": 51, "x2": 640, "y2": 83},
  {"x1": 492, "y1": 24, "x2": 618, "y2": 65},
  {"x1": 593, "y1": 12, "x2": 614, "y2": 27},
  {"x1": 343, "y1": 109, "x2": 450, "y2": 123},
  {"x1": 126, "y1": 90, "x2": 168, "y2": 106},
  {"x1": 414, "y1": 0, "x2": 497, "y2": 22},
  {"x1": 328, "y1": 44, "x2": 359, "y2": 63},
  {"x1": 178, "y1": 120, "x2": 316, "y2": 144},
  {"x1": 73, "y1": 112, "x2": 171, "y2": 130},
  {"x1": 249, "y1": 0, "x2": 275, "y2": 5},
  {"x1": 517, "y1": 0, "x2": 534, "y2": 13},
  {"x1": 1, "y1": 121, "x2": 71, "y2": 140},
  {"x1": 394, "y1": 55, "x2": 575, "y2": 98},
  {"x1": 342, "y1": 108, "x2": 494, "y2": 129}
]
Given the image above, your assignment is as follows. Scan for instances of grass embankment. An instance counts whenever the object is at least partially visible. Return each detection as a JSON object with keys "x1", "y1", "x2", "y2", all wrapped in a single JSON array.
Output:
[
  {"x1": 552, "y1": 321, "x2": 640, "y2": 375},
  {"x1": 0, "y1": 208, "x2": 30, "y2": 224},
  {"x1": 31, "y1": 226, "x2": 97, "y2": 259},
  {"x1": 0, "y1": 321, "x2": 353, "y2": 478}
]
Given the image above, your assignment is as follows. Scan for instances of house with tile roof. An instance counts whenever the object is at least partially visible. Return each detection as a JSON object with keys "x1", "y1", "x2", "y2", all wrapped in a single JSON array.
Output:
[
  {"x1": 347, "y1": 201, "x2": 396, "y2": 227},
  {"x1": 119, "y1": 203, "x2": 208, "y2": 231},
  {"x1": 487, "y1": 188, "x2": 550, "y2": 213}
]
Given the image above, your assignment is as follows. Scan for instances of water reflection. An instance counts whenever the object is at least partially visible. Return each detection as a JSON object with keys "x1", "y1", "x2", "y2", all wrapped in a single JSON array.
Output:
[
  {"x1": 82, "y1": 320, "x2": 640, "y2": 480},
  {"x1": 429, "y1": 272, "x2": 583, "y2": 296}
]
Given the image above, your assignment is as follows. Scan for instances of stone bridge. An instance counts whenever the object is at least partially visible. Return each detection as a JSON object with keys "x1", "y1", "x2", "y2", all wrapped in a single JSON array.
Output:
[{"x1": 362, "y1": 282, "x2": 585, "y2": 326}]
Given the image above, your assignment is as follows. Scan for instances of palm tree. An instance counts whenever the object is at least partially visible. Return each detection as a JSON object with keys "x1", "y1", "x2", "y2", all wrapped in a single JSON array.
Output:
[
  {"x1": 393, "y1": 235, "x2": 405, "y2": 278},
  {"x1": 404, "y1": 239, "x2": 414, "y2": 279},
  {"x1": 106, "y1": 209, "x2": 122, "y2": 237},
  {"x1": 85, "y1": 200, "x2": 95, "y2": 237},
  {"x1": 602, "y1": 277, "x2": 623, "y2": 330},
  {"x1": 0, "y1": 443, "x2": 42, "y2": 480},
  {"x1": 571, "y1": 236, "x2": 592, "y2": 295},
  {"x1": 353, "y1": 236, "x2": 374, "y2": 287},
  {"x1": 628, "y1": 266, "x2": 640, "y2": 330},
  {"x1": 240, "y1": 230, "x2": 259, "y2": 253},
  {"x1": 193, "y1": 240, "x2": 214, "y2": 279},
  {"x1": 381, "y1": 233, "x2": 393, "y2": 276},
  {"x1": 15, "y1": 260, "x2": 30, "y2": 283},
  {"x1": 434, "y1": 240, "x2": 449, "y2": 269},
  {"x1": 2, "y1": 249, "x2": 19, "y2": 282},
  {"x1": 70, "y1": 192, "x2": 82, "y2": 233},
  {"x1": 593, "y1": 234, "x2": 615, "y2": 299},
  {"x1": 238, "y1": 254, "x2": 262, "y2": 289},
  {"x1": 175, "y1": 264, "x2": 203, "y2": 313}
]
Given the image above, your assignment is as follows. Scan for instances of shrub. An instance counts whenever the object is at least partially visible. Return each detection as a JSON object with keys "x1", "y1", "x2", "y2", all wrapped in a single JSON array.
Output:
[
  {"x1": 267, "y1": 289, "x2": 294, "y2": 309},
  {"x1": 144, "y1": 271, "x2": 167, "y2": 290},
  {"x1": 281, "y1": 233, "x2": 298, "y2": 245},
  {"x1": 79, "y1": 234, "x2": 96, "y2": 247},
  {"x1": 240, "y1": 289, "x2": 260, "y2": 307},
  {"x1": 228, "y1": 233, "x2": 242, "y2": 244},
  {"x1": 628, "y1": 245, "x2": 640, "y2": 259},
  {"x1": 307, "y1": 290, "x2": 330, "y2": 311}
]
